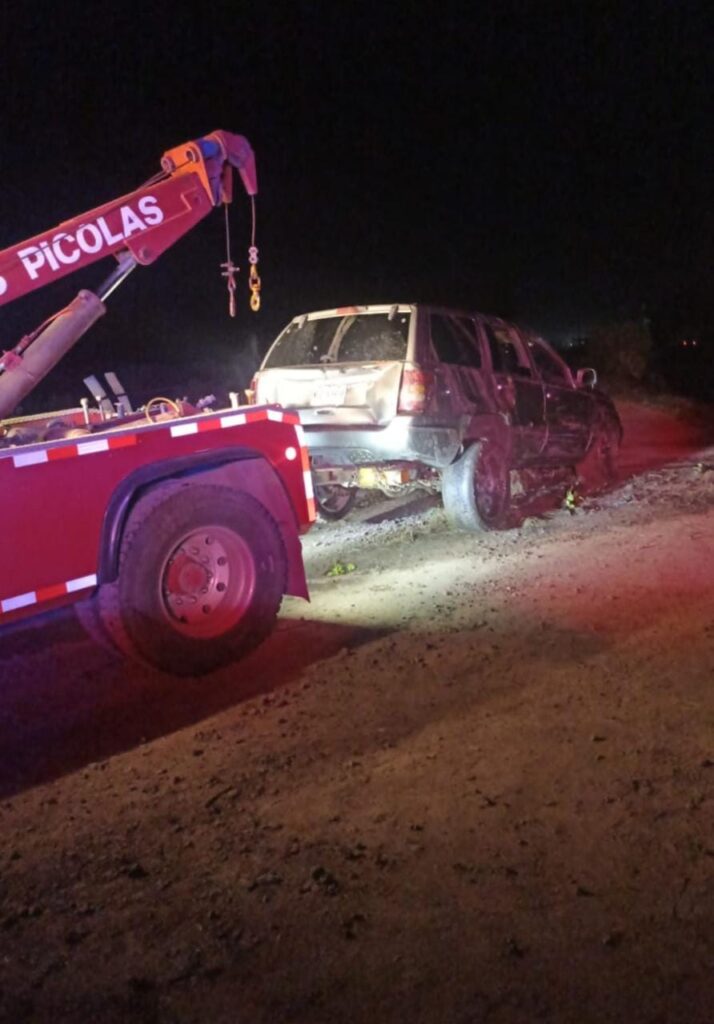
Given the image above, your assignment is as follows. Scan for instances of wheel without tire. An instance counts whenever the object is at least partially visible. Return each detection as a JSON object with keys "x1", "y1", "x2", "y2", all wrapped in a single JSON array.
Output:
[
  {"x1": 314, "y1": 483, "x2": 358, "y2": 521},
  {"x1": 577, "y1": 418, "x2": 620, "y2": 492},
  {"x1": 442, "y1": 441, "x2": 511, "y2": 531},
  {"x1": 98, "y1": 483, "x2": 287, "y2": 676}
]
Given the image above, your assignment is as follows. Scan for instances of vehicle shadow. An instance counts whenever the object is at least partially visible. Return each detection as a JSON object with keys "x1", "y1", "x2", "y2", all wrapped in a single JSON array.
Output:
[{"x1": 0, "y1": 610, "x2": 391, "y2": 799}]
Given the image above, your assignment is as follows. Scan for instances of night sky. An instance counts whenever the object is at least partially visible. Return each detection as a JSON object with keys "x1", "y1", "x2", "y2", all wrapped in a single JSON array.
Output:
[{"x1": 1, "y1": 2, "x2": 711, "y2": 404}]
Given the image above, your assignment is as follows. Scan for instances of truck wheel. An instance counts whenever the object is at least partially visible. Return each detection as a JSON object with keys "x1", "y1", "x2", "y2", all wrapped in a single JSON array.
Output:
[
  {"x1": 75, "y1": 594, "x2": 121, "y2": 655},
  {"x1": 99, "y1": 484, "x2": 287, "y2": 676},
  {"x1": 442, "y1": 441, "x2": 511, "y2": 531},
  {"x1": 577, "y1": 418, "x2": 620, "y2": 492},
  {"x1": 314, "y1": 483, "x2": 357, "y2": 521}
]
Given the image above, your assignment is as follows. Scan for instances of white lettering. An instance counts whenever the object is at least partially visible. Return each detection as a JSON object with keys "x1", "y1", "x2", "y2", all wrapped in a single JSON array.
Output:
[
  {"x1": 17, "y1": 245, "x2": 46, "y2": 280},
  {"x1": 52, "y1": 232, "x2": 81, "y2": 265},
  {"x1": 120, "y1": 205, "x2": 146, "y2": 237},
  {"x1": 76, "y1": 223, "x2": 104, "y2": 253},
  {"x1": 39, "y1": 240, "x2": 60, "y2": 272},
  {"x1": 0, "y1": 275, "x2": 7, "y2": 296},
  {"x1": 14, "y1": 197, "x2": 165, "y2": 285},
  {"x1": 138, "y1": 195, "x2": 164, "y2": 226},
  {"x1": 96, "y1": 216, "x2": 124, "y2": 247}
]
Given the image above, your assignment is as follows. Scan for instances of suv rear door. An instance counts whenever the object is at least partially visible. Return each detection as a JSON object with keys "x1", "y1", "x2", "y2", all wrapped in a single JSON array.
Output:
[
  {"x1": 427, "y1": 310, "x2": 489, "y2": 424},
  {"x1": 480, "y1": 320, "x2": 547, "y2": 463}
]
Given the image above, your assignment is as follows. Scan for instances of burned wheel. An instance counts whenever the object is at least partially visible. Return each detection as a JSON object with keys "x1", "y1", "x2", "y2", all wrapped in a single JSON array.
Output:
[
  {"x1": 98, "y1": 483, "x2": 287, "y2": 675},
  {"x1": 442, "y1": 441, "x2": 511, "y2": 531},
  {"x1": 314, "y1": 483, "x2": 358, "y2": 521},
  {"x1": 577, "y1": 417, "x2": 620, "y2": 493}
]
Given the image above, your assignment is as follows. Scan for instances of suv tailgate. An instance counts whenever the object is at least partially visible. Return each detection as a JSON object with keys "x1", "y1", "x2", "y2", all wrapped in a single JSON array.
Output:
[{"x1": 256, "y1": 362, "x2": 405, "y2": 426}]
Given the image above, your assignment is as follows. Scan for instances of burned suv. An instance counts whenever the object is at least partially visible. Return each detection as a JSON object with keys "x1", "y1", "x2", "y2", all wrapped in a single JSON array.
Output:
[{"x1": 252, "y1": 304, "x2": 621, "y2": 530}]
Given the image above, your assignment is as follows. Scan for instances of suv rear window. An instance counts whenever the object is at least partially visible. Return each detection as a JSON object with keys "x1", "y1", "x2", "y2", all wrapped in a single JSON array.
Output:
[
  {"x1": 263, "y1": 318, "x2": 336, "y2": 368},
  {"x1": 264, "y1": 313, "x2": 410, "y2": 368}
]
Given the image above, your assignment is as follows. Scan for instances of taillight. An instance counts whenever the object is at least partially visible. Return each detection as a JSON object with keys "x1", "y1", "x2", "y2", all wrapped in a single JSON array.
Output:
[
  {"x1": 398, "y1": 364, "x2": 432, "y2": 414},
  {"x1": 245, "y1": 375, "x2": 258, "y2": 404}
]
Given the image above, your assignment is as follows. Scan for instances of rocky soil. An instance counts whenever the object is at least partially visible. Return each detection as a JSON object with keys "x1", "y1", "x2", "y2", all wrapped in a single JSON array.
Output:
[{"x1": 0, "y1": 398, "x2": 712, "y2": 1023}]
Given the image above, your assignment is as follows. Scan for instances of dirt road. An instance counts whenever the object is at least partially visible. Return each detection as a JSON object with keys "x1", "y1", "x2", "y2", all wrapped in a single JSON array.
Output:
[{"x1": 1, "y1": 399, "x2": 712, "y2": 1023}]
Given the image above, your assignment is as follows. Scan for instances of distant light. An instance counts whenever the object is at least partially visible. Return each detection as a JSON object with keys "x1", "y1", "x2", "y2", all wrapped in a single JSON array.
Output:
[{"x1": 285, "y1": 446, "x2": 298, "y2": 461}]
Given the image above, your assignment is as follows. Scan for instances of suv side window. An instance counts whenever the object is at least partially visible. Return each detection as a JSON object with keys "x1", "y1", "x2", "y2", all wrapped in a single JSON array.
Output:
[
  {"x1": 430, "y1": 314, "x2": 482, "y2": 368},
  {"x1": 483, "y1": 323, "x2": 532, "y2": 377},
  {"x1": 527, "y1": 339, "x2": 572, "y2": 386}
]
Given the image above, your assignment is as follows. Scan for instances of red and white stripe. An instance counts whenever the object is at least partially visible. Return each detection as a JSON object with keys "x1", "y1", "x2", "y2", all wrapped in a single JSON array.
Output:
[
  {"x1": 295, "y1": 424, "x2": 316, "y2": 520},
  {"x1": 170, "y1": 409, "x2": 315, "y2": 521},
  {"x1": 12, "y1": 433, "x2": 137, "y2": 468},
  {"x1": 8, "y1": 405, "x2": 317, "y2": 521},
  {"x1": 168, "y1": 407, "x2": 299, "y2": 438},
  {"x1": 1, "y1": 573, "x2": 97, "y2": 616}
]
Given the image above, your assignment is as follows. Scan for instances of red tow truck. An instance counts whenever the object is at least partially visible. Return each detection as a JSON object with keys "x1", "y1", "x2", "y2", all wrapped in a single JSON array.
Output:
[{"x1": 0, "y1": 131, "x2": 314, "y2": 675}]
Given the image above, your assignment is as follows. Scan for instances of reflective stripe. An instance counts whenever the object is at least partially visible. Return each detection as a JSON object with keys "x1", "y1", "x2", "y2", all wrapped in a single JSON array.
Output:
[
  {"x1": 77, "y1": 439, "x2": 110, "y2": 455},
  {"x1": 7, "y1": 407, "x2": 316, "y2": 526},
  {"x1": 12, "y1": 450, "x2": 49, "y2": 468},
  {"x1": 0, "y1": 573, "x2": 97, "y2": 617},
  {"x1": 12, "y1": 432, "x2": 137, "y2": 468},
  {"x1": 66, "y1": 573, "x2": 98, "y2": 592},
  {"x1": 220, "y1": 413, "x2": 247, "y2": 428},
  {"x1": 303, "y1": 468, "x2": 314, "y2": 499},
  {"x1": 170, "y1": 422, "x2": 198, "y2": 437},
  {"x1": 169, "y1": 407, "x2": 288, "y2": 437},
  {"x1": 1, "y1": 591, "x2": 36, "y2": 613},
  {"x1": 9, "y1": 408, "x2": 301, "y2": 468}
]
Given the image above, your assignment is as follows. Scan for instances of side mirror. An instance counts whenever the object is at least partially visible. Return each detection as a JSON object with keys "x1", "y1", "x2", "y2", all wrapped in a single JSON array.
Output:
[{"x1": 576, "y1": 367, "x2": 597, "y2": 389}]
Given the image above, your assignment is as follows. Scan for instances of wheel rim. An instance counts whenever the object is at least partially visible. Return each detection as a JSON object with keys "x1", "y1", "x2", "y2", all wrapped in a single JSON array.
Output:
[
  {"x1": 594, "y1": 428, "x2": 618, "y2": 479},
  {"x1": 475, "y1": 447, "x2": 507, "y2": 522},
  {"x1": 315, "y1": 485, "x2": 353, "y2": 516},
  {"x1": 160, "y1": 525, "x2": 256, "y2": 639}
]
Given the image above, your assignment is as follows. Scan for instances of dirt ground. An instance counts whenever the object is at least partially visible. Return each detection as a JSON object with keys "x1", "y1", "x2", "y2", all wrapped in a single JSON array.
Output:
[{"x1": 0, "y1": 398, "x2": 713, "y2": 1024}]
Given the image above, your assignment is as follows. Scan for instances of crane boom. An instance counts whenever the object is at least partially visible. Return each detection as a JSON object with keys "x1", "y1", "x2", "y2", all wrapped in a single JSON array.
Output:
[
  {"x1": 0, "y1": 131, "x2": 257, "y2": 418},
  {"x1": 0, "y1": 131, "x2": 257, "y2": 307}
]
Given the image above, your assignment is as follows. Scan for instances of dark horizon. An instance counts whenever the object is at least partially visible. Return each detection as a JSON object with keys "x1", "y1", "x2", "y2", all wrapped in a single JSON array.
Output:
[{"x1": 1, "y1": 2, "x2": 711, "y2": 403}]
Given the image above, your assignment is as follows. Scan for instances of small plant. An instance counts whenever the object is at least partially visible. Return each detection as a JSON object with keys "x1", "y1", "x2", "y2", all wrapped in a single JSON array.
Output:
[
  {"x1": 564, "y1": 487, "x2": 581, "y2": 513},
  {"x1": 326, "y1": 561, "x2": 356, "y2": 577}
]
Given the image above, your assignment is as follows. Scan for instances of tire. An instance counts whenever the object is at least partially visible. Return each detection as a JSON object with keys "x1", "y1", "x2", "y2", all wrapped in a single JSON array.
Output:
[
  {"x1": 577, "y1": 418, "x2": 620, "y2": 493},
  {"x1": 74, "y1": 594, "x2": 121, "y2": 656},
  {"x1": 442, "y1": 441, "x2": 511, "y2": 531},
  {"x1": 314, "y1": 483, "x2": 358, "y2": 521},
  {"x1": 97, "y1": 483, "x2": 287, "y2": 676}
]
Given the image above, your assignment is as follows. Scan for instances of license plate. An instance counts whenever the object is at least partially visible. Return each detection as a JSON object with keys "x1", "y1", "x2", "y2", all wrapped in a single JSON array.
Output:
[{"x1": 313, "y1": 382, "x2": 346, "y2": 406}]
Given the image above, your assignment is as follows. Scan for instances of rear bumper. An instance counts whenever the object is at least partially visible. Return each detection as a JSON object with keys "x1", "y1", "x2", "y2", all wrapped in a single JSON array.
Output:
[{"x1": 301, "y1": 417, "x2": 462, "y2": 470}]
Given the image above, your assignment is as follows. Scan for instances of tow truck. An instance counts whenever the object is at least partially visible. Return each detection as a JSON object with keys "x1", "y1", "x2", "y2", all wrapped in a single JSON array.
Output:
[{"x1": 0, "y1": 131, "x2": 314, "y2": 676}]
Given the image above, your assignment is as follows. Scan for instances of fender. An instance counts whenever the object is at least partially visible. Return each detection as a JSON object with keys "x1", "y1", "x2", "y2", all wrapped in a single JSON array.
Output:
[{"x1": 99, "y1": 447, "x2": 308, "y2": 599}]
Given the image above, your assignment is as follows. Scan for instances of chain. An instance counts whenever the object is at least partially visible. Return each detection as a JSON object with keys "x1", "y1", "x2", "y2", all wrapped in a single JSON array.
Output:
[
  {"x1": 248, "y1": 195, "x2": 261, "y2": 312},
  {"x1": 220, "y1": 203, "x2": 238, "y2": 318},
  {"x1": 248, "y1": 247, "x2": 261, "y2": 312},
  {"x1": 220, "y1": 196, "x2": 261, "y2": 315}
]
